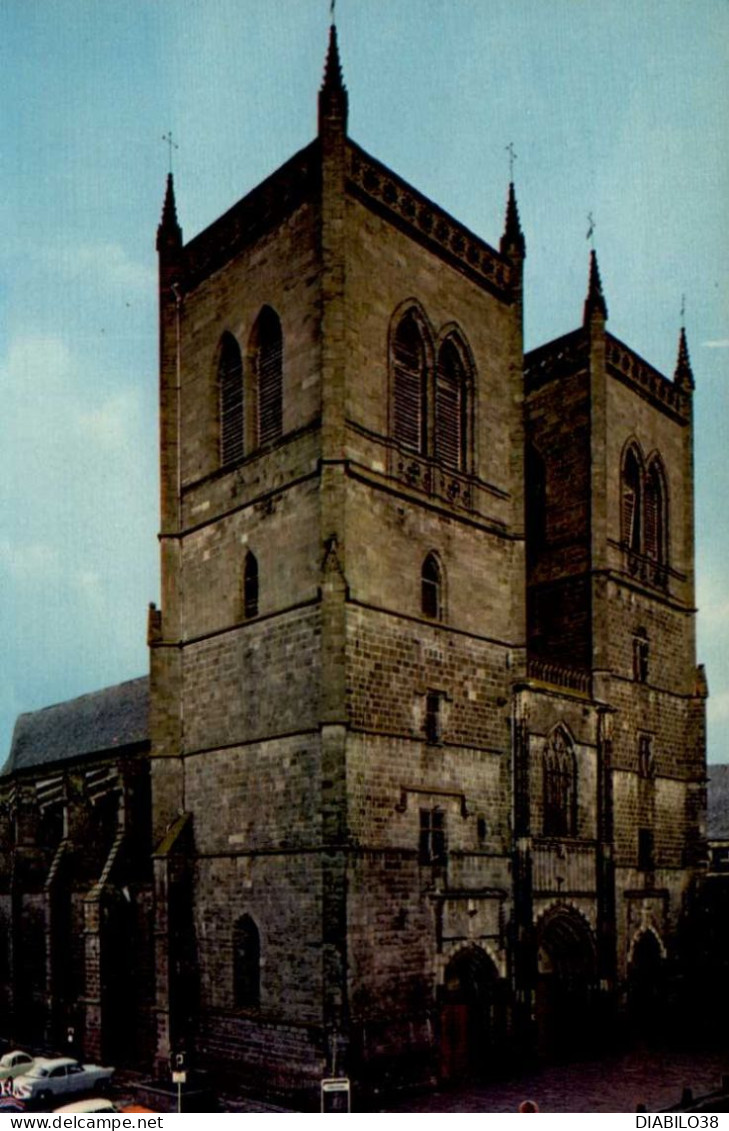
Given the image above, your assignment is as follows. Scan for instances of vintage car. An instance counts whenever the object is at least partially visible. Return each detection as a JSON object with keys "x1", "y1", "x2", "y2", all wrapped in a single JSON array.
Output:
[
  {"x1": 55, "y1": 1098, "x2": 119, "y2": 1113},
  {"x1": 13, "y1": 1058, "x2": 114, "y2": 1104},
  {"x1": 0, "y1": 1050, "x2": 36, "y2": 1082}
]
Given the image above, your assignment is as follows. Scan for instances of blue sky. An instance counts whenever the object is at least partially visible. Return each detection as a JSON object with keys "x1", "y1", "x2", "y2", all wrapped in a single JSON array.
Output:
[{"x1": 1, "y1": 0, "x2": 727, "y2": 761}]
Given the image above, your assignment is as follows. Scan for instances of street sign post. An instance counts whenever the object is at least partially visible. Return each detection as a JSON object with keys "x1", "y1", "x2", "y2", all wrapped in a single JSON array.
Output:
[{"x1": 321, "y1": 1076, "x2": 351, "y2": 1113}]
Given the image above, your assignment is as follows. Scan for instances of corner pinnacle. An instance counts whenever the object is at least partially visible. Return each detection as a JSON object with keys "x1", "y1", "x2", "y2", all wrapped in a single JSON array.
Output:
[{"x1": 583, "y1": 249, "x2": 608, "y2": 324}]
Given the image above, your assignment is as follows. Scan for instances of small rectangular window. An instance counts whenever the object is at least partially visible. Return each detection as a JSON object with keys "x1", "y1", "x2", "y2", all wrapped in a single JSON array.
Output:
[
  {"x1": 425, "y1": 692, "x2": 442, "y2": 745},
  {"x1": 419, "y1": 808, "x2": 446, "y2": 865},
  {"x1": 638, "y1": 733, "x2": 655, "y2": 778},
  {"x1": 638, "y1": 827, "x2": 654, "y2": 871}
]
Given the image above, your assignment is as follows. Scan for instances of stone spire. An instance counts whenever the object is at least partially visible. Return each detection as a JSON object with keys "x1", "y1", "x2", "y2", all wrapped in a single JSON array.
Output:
[
  {"x1": 318, "y1": 23, "x2": 348, "y2": 134},
  {"x1": 583, "y1": 249, "x2": 608, "y2": 324},
  {"x1": 500, "y1": 181, "x2": 525, "y2": 259},
  {"x1": 674, "y1": 324, "x2": 695, "y2": 391},
  {"x1": 156, "y1": 173, "x2": 182, "y2": 254}
]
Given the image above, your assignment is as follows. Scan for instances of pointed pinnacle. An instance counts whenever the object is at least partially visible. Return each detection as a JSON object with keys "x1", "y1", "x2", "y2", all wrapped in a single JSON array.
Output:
[
  {"x1": 501, "y1": 182, "x2": 525, "y2": 258},
  {"x1": 583, "y1": 249, "x2": 608, "y2": 324},
  {"x1": 674, "y1": 325, "x2": 695, "y2": 390},
  {"x1": 157, "y1": 173, "x2": 182, "y2": 252},
  {"x1": 321, "y1": 23, "x2": 345, "y2": 93}
]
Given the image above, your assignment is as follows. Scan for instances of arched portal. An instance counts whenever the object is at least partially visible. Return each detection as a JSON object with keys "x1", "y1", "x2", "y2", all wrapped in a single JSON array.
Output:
[
  {"x1": 535, "y1": 908, "x2": 596, "y2": 1060},
  {"x1": 627, "y1": 930, "x2": 665, "y2": 1037},
  {"x1": 439, "y1": 946, "x2": 505, "y2": 1082}
]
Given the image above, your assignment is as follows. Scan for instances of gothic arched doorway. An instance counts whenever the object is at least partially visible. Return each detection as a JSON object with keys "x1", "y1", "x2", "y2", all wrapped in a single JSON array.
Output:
[
  {"x1": 627, "y1": 930, "x2": 665, "y2": 1038},
  {"x1": 439, "y1": 946, "x2": 505, "y2": 1082},
  {"x1": 535, "y1": 907, "x2": 596, "y2": 1060}
]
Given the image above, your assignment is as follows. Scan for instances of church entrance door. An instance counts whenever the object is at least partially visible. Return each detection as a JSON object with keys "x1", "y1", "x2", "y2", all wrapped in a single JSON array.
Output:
[
  {"x1": 535, "y1": 908, "x2": 596, "y2": 1060},
  {"x1": 439, "y1": 947, "x2": 503, "y2": 1082}
]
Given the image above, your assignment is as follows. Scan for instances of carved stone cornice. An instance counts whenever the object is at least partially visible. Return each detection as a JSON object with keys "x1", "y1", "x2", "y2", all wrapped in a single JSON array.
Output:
[
  {"x1": 346, "y1": 142, "x2": 514, "y2": 300},
  {"x1": 606, "y1": 334, "x2": 690, "y2": 423},
  {"x1": 524, "y1": 329, "x2": 588, "y2": 394}
]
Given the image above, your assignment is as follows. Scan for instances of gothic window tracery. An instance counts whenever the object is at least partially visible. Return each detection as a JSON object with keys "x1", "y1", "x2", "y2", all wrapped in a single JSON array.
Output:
[
  {"x1": 392, "y1": 312, "x2": 427, "y2": 453},
  {"x1": 218, "y1": 333, "x2": 244, "y2": 466},
  {"x1": 622, "y1": 445, "x2": 643, "y2": 555},
  {"x1": 435, "y1": 337, "x2": 468, "y2": 471},
  {"x1": 621, "y1": 443, "x2": 669, "y2": 586},
  {"x1": 542, "y1": 727, "x2": 577, "y2": 838},
  {"x1": 250, "y1": 306, "x2": 283, "y2": 448},
  {"x1": 644, "y1": 458, "x2": 667, "y2": 565},
  {"x1": 390, "y1": 307, "x2": 474, "y2": 483}
]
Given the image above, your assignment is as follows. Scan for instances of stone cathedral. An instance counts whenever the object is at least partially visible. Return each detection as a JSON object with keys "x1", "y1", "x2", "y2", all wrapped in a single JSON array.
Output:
[{"x1": 0, "y1": 28, "x2": 707, "y2": 1102}]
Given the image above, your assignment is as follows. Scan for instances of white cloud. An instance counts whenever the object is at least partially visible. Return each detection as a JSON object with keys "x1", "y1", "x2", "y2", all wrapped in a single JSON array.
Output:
[
  {"x1": 77, "y1": 389, "x2": 142, "y2": 451},
  {"x1": 702, "y1": 339, "x2": 729, "y2": 349},
  {"x1": 32, "y1": 241, "x2": 154, "y2": 297}
]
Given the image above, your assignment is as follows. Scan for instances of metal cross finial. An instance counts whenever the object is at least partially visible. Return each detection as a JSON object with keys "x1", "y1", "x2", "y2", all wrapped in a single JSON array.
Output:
[
  {"x1": 681, "y1": 293, "x2": 686, "y2": 325},
  {"x1": 586, "y1": 212, "x2": 595, "y2": 248},
  {"x1": 162, "y1": 131, "x2": 179, "y2": 174},
  {"x1": 506, "y1": 142, "x2": 517, "y2": 181},
  {"x1": 330, "y1": 0, "x2": 336, "y2": 22}
]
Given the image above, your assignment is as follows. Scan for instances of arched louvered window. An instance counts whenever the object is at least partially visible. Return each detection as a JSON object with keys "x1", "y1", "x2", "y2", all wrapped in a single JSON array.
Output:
[
  {"x1": 219, "y1": 333, "x2": 244, "y2": 465},
  {"x1": 421, "y1": 553, "x2": 442, "y2": 619},
  {"x1": 233, "y1": 914, "x2": 260, "y2": 1008},
  {"x1": 251, "y1": 306, "x2": 283, "y2": 447},
  {"x1": 622, "y1": 447, "x2": 642, "y2": 554},
  {"x1": 244, "y1": 552, "x2": 259, "y2": 619},
  {"x1": 435, "y1": 339, "x2": 467, "y2": 470},
  {"x1": 393, "y1": 313, "x2": 426, "y2": 453},
  {"x1": 543, "y1": 728, "x2": 577, "y2": 838},
  {"x1": 644, "y1": 460, "x2": 667, "y2": 564}
]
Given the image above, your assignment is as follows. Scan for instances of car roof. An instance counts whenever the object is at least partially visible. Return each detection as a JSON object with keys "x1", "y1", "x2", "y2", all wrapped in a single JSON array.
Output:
[
  {"x1": 33, "y1": 1058, "x2": 78, "y2": 1069},
  {"x1": 2, "y1": 1049, "x2": 32, "y2": 1059},
  {"x1": 55, "y1": 1099, "x2": 116, "y2": 1113}
]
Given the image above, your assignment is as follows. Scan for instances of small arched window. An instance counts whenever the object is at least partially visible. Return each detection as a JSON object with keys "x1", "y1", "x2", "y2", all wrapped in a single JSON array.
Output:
[
  {"x1": 250, "y1": 306, "x2": 283, "y2": 447},
  {"x1": 233, "y1": 914, "x2": 260, "y2": 1008},
  {"x1": 543, "y1": 728, "x2": 577, "y2": 838},
  {"x1": 219, "y1": 333, "x2": 244, "y2": 466},
  {"x1": 622, "y1": 446, "x2": 643, "y2": 554},
  {"x1": 393, "y1": 313, "x2": 426, "y2": 453},
  {"x1": 421, "y1": 553, "x2": 442, "y2": 619},
  {"x1": 633, "y1": 627, "x2": 649, "y2": 682},
  {"x1": 644, "y1": 460, "x2": 667, "y2": 564},
  {"x1": 435, "y1": 338, "x2": 467, "y2": 470},
  {"x1": 244, "y1": 552, "x2": 259, "y2": 619}
]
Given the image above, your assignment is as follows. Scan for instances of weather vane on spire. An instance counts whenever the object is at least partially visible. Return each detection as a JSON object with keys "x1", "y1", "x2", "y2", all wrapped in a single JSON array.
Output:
[
  {"x1": 506, "y1": 142, "x2": 517, "y2": 181},
  {"x1": 330, "y1": 0, "x2": 336, "y2": 23},
  {"x1": 681, "y1": 293, "x2": 686, "y2": 325},
  {"x1": 162, "y1": 131, "x2": 179, "y2": 175},
  {"x1": 586, "y1": 212, "x2": 596, "y2": 249}
]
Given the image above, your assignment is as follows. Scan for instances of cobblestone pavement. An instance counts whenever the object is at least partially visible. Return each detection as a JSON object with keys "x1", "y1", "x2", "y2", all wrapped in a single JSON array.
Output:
[{"x1": 381, "y1": 1046, "x2": 729, "y2": 1114}]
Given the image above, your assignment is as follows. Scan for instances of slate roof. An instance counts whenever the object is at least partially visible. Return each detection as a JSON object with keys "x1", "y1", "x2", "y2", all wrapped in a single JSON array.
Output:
[
  {"x1": 707, "y1": 764, "x2": 729, "y2": 841},
  {"x1": 2, "y1": 676, "x2": 149, "y2": 776}
]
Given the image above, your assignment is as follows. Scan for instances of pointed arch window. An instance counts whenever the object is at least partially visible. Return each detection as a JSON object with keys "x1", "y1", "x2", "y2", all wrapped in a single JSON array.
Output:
[
  {"x1": 542, "y1": 728, "x2": 577, "y2": 838},
  {"x1": 421, "y1": 552, "x2": 442, "y2": 619},
  {"x1": 219, "y1": 333, "x2": 244, "y2": 466},
  {"x1": 244, "y1": 552, "x2": 259, "y2": 619},
  {"x1": 233, "y1": 914, "x2": 260, "y2": 1009},
  {"x1": 435, "y1": 338, "x2": 467, "y2": 471},
  {"x1": 622, "y1": 447, "x2": 642, "y2": 554},
  {"x1": 393, "y1": 313, "x2": 426, "y2": 453},
  {"x1": 633, "y1": 627, "x2": 649, "y2": 682},
  {"x1": 250, "y1": 306, "x2": 283, "y2": 447},
  {"x1": 644, "y1": 460, "x2": 666, "y2": 564}
]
